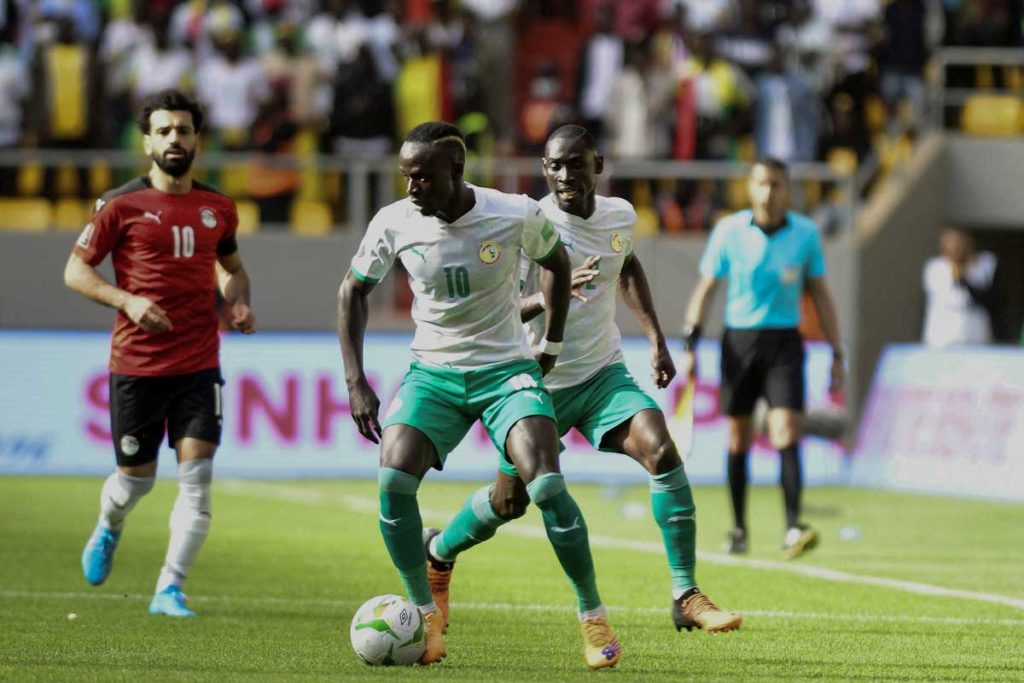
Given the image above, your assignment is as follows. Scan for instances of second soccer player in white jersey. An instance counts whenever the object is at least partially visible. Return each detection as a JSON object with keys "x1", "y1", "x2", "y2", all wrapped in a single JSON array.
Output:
[
  {"x1": 337, "y1": 122, "x2": 621, "y2": 669},
  {"x1": 425, "y1": 125, "x2": 742, "y2": 635}
]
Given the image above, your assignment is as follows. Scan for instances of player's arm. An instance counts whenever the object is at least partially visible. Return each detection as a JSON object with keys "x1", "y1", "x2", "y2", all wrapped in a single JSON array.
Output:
[
  {"x1": 805, "y1": 276, "x2": 845, "y2": 392},
  {"x1": 619, "y1": 253, "x2": 675, "y2": 388},
  {"x1": 520, "y1": 254, "x2": 601, "y2": 323},
  {"x1": 63, "y1": 251, "x2": 173, "y2": 333},
  {"x1": 337, "y1": 270, "x2": 382, "y2": 443},
  {"x1": 679, "y1": 274, "x2": 720, "y2": 380},
  {"x1": 216, "y1": 251, "x2": 255, "y2": 334},
  {"x1": 533, "y1": 242, "x2": 572, "y2": 375}
]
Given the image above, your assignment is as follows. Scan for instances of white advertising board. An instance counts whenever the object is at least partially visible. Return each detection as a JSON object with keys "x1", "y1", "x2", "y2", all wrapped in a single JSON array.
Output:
[{"x1": 0, "y1": 331, "x2": 845, "y2": 484}]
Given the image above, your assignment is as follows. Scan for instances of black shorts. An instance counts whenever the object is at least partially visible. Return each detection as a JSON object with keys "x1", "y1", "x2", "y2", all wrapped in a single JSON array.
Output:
[
  {"x1": 109, "y1": 367, "x2": 224, "y2": 466},
  {"x1": 719, "y1": 328, "x2": 805, "y2": 416}
]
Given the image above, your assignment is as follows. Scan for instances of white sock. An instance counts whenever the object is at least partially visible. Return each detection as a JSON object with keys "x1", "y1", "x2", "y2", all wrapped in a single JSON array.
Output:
[
  {"x1": 99, "y1": 471, "x2": 155, "y2": 532},
  {"x1": 428, "y1": 536, "x2": 453, "y2": 563},
  {"x1": 156, "y1": 460, "x2": 212, "y2": 593},
  {"x1": 578, "y1": 606, "x2": 607, "y2": 622}
]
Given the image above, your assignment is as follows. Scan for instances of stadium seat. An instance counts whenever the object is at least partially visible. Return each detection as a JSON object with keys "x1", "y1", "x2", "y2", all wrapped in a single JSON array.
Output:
[
  {"x1": 826, "y1": 148, "x2": 858, "y2": 176},
  {"x1": 53, "y1": 199, "x2": 89, "y2": 231},
  {"x1": 89, "y1": 162, "x2": 112, "y2": 198},
  {"x1": 235, "y1": 199, "x2": 260, "y2": 235},
  {"x1": 291, "y1": 199, "x2": 333, "y2": 236},
  {"x1": 17, "y1": 163, "x2": 43, "y2": 197},
  {"x1": 961, "y1": 95, "x2": 1024, "y2": 136},
  {"x1": 0, "y1": 198, "x2": 53, "y2": 231}
]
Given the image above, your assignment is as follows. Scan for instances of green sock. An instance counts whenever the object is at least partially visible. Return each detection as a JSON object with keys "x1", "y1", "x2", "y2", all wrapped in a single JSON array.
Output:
[
  {"x1": 527, "y1": 473, "x2": 602, "y2": 612},
  {"x1": 650, "y1": 464, "x2": 697, "y2": 595},
  {"x1": 436, "y1": 485, "x2": 508, "y2": 560},
  {"x1": 378, "y1": 468, "x2": 433, "y2": 608}
]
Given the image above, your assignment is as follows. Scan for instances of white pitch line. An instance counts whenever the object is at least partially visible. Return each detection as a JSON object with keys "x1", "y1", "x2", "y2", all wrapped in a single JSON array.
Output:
[
  {"x1": 219, "y1": 481, "x2": 1024, "y2": 612},
  {"x1": 3, "y1": 590, "x2": 1023, "y2": 628}
]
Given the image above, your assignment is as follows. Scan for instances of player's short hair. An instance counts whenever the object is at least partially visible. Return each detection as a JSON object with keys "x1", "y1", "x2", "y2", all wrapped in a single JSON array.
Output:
[
  {"x1": 403, "y1": 121, "x2": 466, "y2": 164},
  {"x1": 547, "y1": 124, "x2": 597, "y2": 153},
  {"x1": 137, "y1": 89, "x2": 205, "y2": 135},
  {"x1": 752, "y1": 157, "x2": 789, "y2": 177}
]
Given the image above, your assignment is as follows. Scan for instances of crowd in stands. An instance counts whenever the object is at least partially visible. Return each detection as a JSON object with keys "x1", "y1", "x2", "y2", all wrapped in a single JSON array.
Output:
[{"x1": 0, "y1": 0, "x2": 1020, "y2": 230}]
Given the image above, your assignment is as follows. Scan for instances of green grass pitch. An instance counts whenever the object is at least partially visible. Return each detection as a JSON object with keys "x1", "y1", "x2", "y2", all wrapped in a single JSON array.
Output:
[{"x1": 1, "y1": 476, "x2": 1022, "y2": 681}]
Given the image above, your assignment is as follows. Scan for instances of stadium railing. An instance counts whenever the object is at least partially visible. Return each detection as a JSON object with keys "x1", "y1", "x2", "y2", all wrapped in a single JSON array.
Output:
[
  {"x1": 0, "y1": 149, "x2": 859, "y2": 236},
  {"x1": 929, "y1": 47, "x2": 1024, "y2": 134}
]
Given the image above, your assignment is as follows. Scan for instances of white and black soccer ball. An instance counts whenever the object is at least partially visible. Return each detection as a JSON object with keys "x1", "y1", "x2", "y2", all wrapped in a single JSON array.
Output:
[{"x1": 349, "y1": 594, "x2": 426, "y2": 666}]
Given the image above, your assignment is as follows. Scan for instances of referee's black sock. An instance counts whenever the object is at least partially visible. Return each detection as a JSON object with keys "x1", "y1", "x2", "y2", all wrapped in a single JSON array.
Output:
[
  {"x1": 727, "y1": 451, "x2": 748, "y2": 530},
  {"x1": 780, "y1": 444, "x2": 802, "y2": 529}
]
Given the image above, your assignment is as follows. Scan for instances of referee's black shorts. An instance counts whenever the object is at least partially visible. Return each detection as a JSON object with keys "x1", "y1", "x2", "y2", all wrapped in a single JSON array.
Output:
[{"x1": 719, "y1": 327, "x2": 805, "y2": 417}]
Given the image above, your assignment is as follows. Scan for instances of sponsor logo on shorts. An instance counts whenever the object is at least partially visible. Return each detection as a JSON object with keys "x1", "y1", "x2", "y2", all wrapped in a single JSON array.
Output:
[
  {"x1": 610, "y1": 231, "x2": 625, "y2": 253},
  {"x1": 77, "y1": 223, "x2": 95, "y2": 248},
  {"x1": 479, "y1": 240, "x2": 501, "y2": 264},
  {"x1": 120, "y1": 435, "x2": 140, "y2": 457},
  {"x1": 200, "y1": 207, "x2": 218, "y2": 229}
]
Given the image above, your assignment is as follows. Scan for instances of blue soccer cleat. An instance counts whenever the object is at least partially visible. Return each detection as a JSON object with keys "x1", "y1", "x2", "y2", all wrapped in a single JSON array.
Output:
[
  {"x1": 149, "y1": 585, "x2": 197, "y2": 617},
  {"x1": 81, "y1": 524, "x2": 121, "y2": 586}
]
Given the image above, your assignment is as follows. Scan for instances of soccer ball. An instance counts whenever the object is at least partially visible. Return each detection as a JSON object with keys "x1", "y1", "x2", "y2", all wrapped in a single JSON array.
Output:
[{"x1": 349, "y1": 594, "x2": 426, "y2": 666}]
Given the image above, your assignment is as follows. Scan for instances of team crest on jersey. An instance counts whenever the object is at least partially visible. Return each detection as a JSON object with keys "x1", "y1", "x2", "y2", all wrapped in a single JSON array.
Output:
[
  {"x1": 610, "y1": 231, "x2": 625, "y2": 253},
  {"x1": 780, "y1": 266, "x2": 801, "y2": 284},
  {"x1": 200, "y1": 207, "x2": 218, "y2": 228},
  {"x1": 479, "y1": 240, "x2": 501, "y2": 264},
  {"x1": 77, "y1": 223, "x2": 95, "y2": 248},
  {"x1": 120, "y1": 435, "x2": 140, "y2": 457}
]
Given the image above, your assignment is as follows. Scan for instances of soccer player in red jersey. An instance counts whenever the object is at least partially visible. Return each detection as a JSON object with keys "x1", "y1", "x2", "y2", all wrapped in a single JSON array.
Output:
[{"x1": 64, "y1": 89, "x2": 255, "y2": 617}]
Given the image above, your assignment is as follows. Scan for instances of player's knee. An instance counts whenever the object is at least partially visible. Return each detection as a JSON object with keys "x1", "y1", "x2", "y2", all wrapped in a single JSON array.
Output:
[
  {"x1": 641, "y1": 438, "x2": 681, "y2": 476},
  {"x1": 490, "y1": 477, "x2": 530, "y2": 520}
]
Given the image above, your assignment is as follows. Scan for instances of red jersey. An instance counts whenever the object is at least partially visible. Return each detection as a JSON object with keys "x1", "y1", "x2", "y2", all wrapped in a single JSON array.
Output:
[{"x1": 74, "y1": 176, "x2": 239, "y2": 377}]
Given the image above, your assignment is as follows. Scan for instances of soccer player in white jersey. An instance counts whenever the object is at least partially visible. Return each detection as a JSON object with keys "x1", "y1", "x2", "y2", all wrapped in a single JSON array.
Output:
[
  {"x1": 337, "y1": 122, "x2": 622, "y2": 669},
  {"x1": 423, "y1": 125, "x2": 741, "y2": 635}
]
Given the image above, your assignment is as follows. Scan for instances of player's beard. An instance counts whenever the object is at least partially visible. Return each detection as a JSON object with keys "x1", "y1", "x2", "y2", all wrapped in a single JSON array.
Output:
[{"x1": 152, "y1": 147, "x2": 195, "y2": 178}]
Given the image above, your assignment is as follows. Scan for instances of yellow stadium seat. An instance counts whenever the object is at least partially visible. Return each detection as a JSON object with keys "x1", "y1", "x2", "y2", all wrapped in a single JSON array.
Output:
[
  {"x1": 89, "y1": 162, "x2": 112, "y2": 198},
  {"x1": 291, "y1": 199, "x2": 333, "y2": 236},
  {"x1": 56, "y1": 164, "x2": 79, "y2": 197},
  {"x1": 53, "y1": 199, "x2": 89, "y2": 231},
  {"x1": 866, "y1": 95, "x2": 887, "y2": 135},
  {"x1": 0, "y1": 198, "x2": 53, "y2": 231},
  {"x1": 961, "y1": 95, "x2": 1024, "y2": 136},
  {"x1": 235, "y1": 199, "x2": 260, "y2": 235},
  {"x1": 17, "y1": 163, "x2": 43, "y2": 197},
  {"x1": 826, "y1": 147, "x2": 858, "y2": 176},
  {"x1": 727, "y1": 177, "x2": 748, "y2": 210}
]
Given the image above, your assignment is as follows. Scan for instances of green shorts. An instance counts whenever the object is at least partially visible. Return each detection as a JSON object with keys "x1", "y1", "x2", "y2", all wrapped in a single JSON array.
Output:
[
  {"x1": 383, "y1": 358, "x2": 556, "y2": 470},
  {"x1": 499, "y1": 362, "x2": 661, "y2": 477}
]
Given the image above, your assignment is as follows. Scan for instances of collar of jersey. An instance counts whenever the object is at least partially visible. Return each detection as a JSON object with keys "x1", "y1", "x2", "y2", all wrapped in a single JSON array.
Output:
[{"x1": 747, "y1": 210, "x2": 792, "y2": 237}]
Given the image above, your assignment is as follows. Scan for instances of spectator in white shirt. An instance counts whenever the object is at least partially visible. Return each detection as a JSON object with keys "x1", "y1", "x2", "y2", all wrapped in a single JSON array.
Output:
[{"x1": 922, "y1": 228, "x2": 998, "y2": 347}]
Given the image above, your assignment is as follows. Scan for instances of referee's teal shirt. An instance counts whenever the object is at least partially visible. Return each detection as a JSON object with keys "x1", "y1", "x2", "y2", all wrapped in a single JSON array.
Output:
[{"x1": 699, "y1": 210, "x2": 825, "y2": 329}]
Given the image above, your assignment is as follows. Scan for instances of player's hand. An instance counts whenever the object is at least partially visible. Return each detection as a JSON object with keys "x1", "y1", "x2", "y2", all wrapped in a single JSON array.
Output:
[
  {"x1": 348, "y1": 377, "x2": 382, "y2": 444},
  {"x1": 229, "y1": 302, "x2": 256, "y2": 334},
  {"x1": 536, "y1": 351, "x2": 558, "y2": 376},
  {"x1": 570, "y1": 255, "x2": 600, "y2": 303},
  {"x1": 829, "y1": 356, "x2": 845, "y2": 393},
  {"x1": 122, "y1": 295, "x2": 173, "y2": 333},
  {"x1": 652, "y1": 341, "x2": 676, "y2": 389},
  {"x1": 679, "y1": 350, "x2": 698, "y2": 382}
]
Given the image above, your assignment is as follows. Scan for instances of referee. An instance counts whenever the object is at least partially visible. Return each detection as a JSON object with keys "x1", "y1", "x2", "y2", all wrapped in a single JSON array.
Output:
[{"x1": 679, "y1": 158, "x2": 844, "y2": 559}]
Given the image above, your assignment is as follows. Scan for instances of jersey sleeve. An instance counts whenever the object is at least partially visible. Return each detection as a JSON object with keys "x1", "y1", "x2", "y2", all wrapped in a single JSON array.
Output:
[
  {"x1": 522, "y1": 198, "x2": 560, "y2": 262},
  {"x1": 699, "y1": 221, "x2": 729, "y2": 278},
  {"x1": 73, "y1": 197, "x2": 121, "y2": 266},
  {"x1": 350, "y1": 212, "x2": 396, "y2": 284},
  {"x1": 217, "y1": 200, "x2": 240, "y2": 256},
  {"x1": 806, "y1": 226, "x2": 826, "y2": 278}
]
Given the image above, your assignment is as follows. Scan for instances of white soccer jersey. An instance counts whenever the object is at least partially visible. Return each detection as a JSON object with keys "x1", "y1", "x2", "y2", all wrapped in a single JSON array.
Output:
[
  {"x1": 351, "y1": 185, "x2": 561, "y2": 370},
  {"x1": 522, "y1": 194, "x2": 636, "y2": 390}
]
